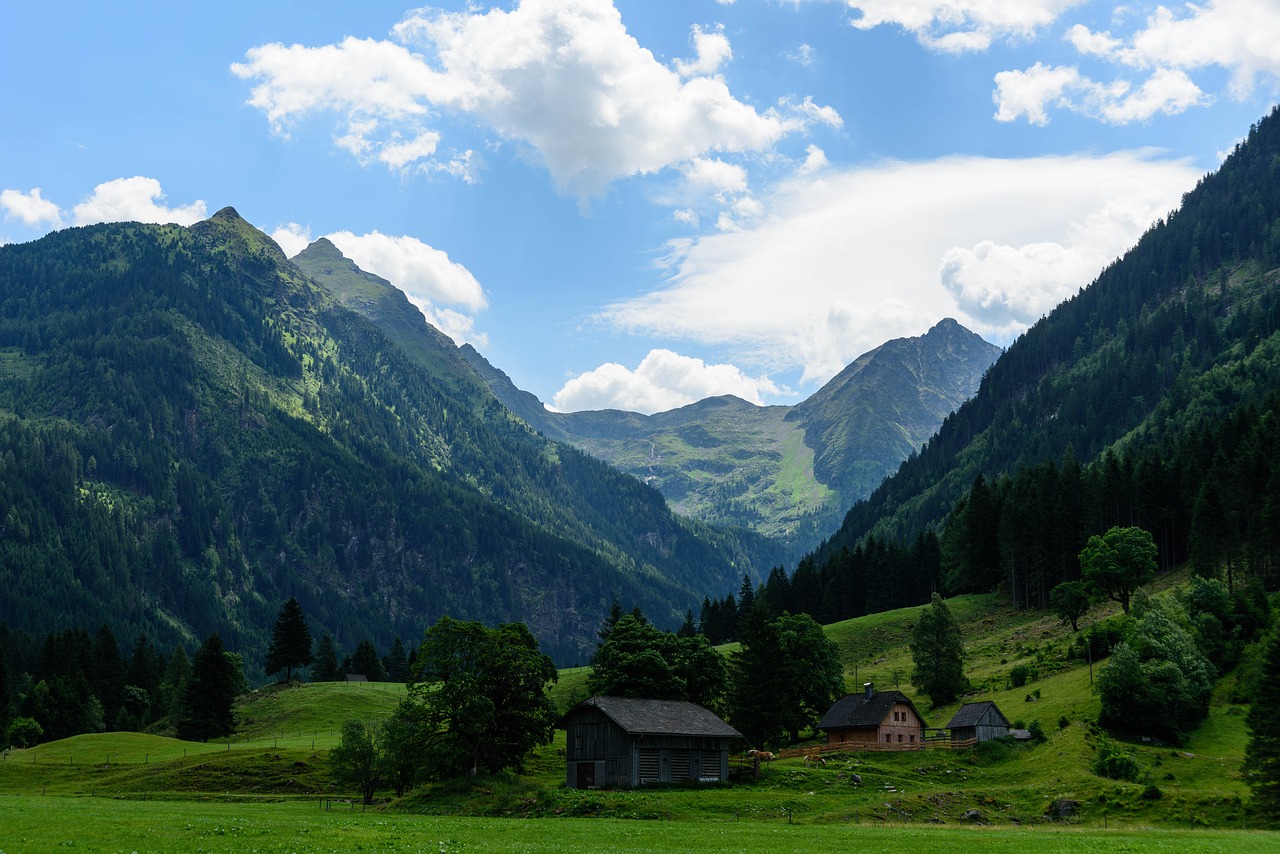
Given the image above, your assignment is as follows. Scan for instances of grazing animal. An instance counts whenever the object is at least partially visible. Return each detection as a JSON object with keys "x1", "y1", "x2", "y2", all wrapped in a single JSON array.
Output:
[
  {"x1": 747, "y1": 749, "x2": 775, "y2": 762},
  {"x1": 803, "y1": 754, "x2": 827, "y2": 767}
]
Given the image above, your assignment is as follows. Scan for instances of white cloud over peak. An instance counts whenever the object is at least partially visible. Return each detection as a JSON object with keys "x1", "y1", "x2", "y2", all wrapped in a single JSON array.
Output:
[
  {"x1": 272, "y1": 225, "x2": 488, "y2": 347},
  {"x1": 552, "y1": 348, "x2": 779, "y2": 414},
  {"x1": 235, "y1": 0, "x2": 832, "y2": 199},
  {"x1": 1, "y1": 188, "x2": 63, "y2": 229},
  {"x1": 834, "y1": 0, "x2": 1085, "y2": 52},
  {"x1": 599, "y1": 152, "x2": 1197, "y2": 386},
  {"x1": 71, "y1": 177, "x2": 207, "y2": 227}
]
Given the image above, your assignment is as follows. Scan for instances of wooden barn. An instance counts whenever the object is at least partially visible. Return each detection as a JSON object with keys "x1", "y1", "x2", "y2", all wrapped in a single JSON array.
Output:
[
  {"x1": 816, "y1": 683, "x2": 927, "y2": 750},
  {"x1": 557, "y1": 696, "x2": 742, "y2": 789},
  {"x1": 944, "y1": 701, "x2": 1011, "y2": 746}
]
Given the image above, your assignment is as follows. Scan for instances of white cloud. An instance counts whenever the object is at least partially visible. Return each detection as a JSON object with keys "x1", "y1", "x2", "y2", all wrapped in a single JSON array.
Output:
[
  {"x1": 680, "y1": 158, "x2": 749, "y2": 195},
  {"x1": 0, "y1": 188, "x2": 63, "y2": 229},
  {"x1": 798, "y1": 144, "x2": 830, "y2": 175},
  {"x1": 270, "y1": 222, "x2": 313, "y2": 257},
  {"x1": 993, "y1": 62, "x2": 1203, "y2": 125},
  {"x1": 788, "y1": 44, "x2": 816, "y2": 67},
  {"x1": 552, "y1": 348, "x2": 779, "y2": 413},
  {"x1": 674, "y1": 208, "x2": 700, "y2": 227},
  {"x1": 71, "y1": 177, "x2": 207, "y2": 227},
  {"x1": 1002, "y1": 2, "x2": 1280, "y2": 126},
  {"x1": 835, "y1": 0, "x2": 1085, "y2": 52},
  {"x1": 325, "y1": 230, "x2": 487, "y2": 313},
  {"x1": 673, "y1": 24, "x2": 733, "y2": 78},
  {"x1": 235, "y1": 0, "x2": 827, "y2": 199},
  {"x1": 598, "y1": 152, "x2": 1198, "y2": 385}
]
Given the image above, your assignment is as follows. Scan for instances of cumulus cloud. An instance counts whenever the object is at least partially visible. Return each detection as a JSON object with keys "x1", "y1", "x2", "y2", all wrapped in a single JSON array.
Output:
[
  {"x1": 999, "y1": 2, "x2": 1280, "y2": 126},
  {"x1": 833, "y1": 0, "x2": 1084, "y2": 52},
  {"x1": 1, "y1": 188, "x2": 63, "y2": 229},
  {"x1": 598, "y1": 152, "x2": 1198, "y2": 385},
  {"x1": 993, "y1": 62, "x2": 1203, "y2": 125},
  {"x1": 552, "y1": 348, "x2": 779, "y2": 414},
  {"x1": 274, "y1": 224, "x2": 489, "y2": 346},
  {"x1": 71, "y1": 177, "x2": 207, "y2": 226},
  {"x1": 234, "y1": 0, "x2": 832, "y2": 199},
  {"x1": 680, "y1": 158, "x2": 749, "y2": 195}
]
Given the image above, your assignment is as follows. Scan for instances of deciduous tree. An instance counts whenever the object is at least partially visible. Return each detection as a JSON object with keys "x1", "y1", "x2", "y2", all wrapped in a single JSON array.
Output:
[
  {"x1": 910, "y1": 593, "x2": 967, "y2": 707},
  {"x1": 329, "y1": 720, "x2": 381, "y2": 804},
  {"x1": 1080, "y1": 526, "x2": 1157, "y2": 614},
  {"x1": 1049, "y1": 580, "x2": 1092, "y2": 632}
]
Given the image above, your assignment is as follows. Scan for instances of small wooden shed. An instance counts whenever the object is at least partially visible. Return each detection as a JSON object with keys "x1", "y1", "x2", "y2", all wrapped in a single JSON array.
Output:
[
  {"x1": 817, "y1": 683, "x2": 928, "y2": 750},
  {"x1": 944, "y1": 701, "x2": 1011, "y2": 746},
  {"x1": 557, "y1": 696, "x2": 742, "y2": 789}
]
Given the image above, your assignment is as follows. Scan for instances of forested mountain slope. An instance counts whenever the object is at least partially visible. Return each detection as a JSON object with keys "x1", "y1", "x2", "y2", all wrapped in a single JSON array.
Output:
[
  {"x1": 808, "y1": 106, "x2": 1280, "y2": 603},
  {"x1": 0, "y1": 209, "x2": 771, "y2": 670},
  {"x1": 460, "y1": 320, "x2": 998, "y2": 559}
]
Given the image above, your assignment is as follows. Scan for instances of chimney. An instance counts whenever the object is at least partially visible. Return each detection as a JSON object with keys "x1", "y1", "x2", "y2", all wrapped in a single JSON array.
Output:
[{"x1": 864, "y1": 682, "x2": 873, "y2": 700}]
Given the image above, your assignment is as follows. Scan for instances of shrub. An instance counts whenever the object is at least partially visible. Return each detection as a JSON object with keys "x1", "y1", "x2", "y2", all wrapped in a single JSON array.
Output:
[
  {"x1": 1058, "y1": 715, "x2": 1070, "y2": 729},
  {"x1": 1141, "y1": 784, "x2": 1163, "y2": 800},
  {"x1": 1027, "y1": 720, "x2": 1046, "y2": 743},
  {"x1": 6, "y1": 717, "x2": 43, "y2": 748},
  {"x1": 1093, "y1": 737, "x2": 1141, "y2": 782},
  {"x1": 1008, "y1": 663, "x2": 1038, "y2": 688}
]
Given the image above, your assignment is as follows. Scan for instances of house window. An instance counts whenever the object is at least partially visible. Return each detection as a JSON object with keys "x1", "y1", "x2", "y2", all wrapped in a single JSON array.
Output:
[
  {"x1": 909, "y1": 735, "x2": 915, "y2": 743},
  {"x1": 885, "y1": 734, "x2": 891, "y2": 742},
  {"x1": 898, "y1": 734, "x2": 904, "y2": 743},
  {"x1": 574, "y1": 735, "x2": 582, "y2": 752}
]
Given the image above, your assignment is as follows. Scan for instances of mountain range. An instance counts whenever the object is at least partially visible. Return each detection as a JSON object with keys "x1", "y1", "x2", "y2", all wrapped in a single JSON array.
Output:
[{"x1": 458, "y1": 320, "x2": 998, "y2": 558}]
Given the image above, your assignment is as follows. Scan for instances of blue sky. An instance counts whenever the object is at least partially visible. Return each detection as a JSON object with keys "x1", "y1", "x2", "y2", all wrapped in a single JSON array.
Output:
[{"x1": 3, "y1": 1, "x2": 1277, "y2": 413}]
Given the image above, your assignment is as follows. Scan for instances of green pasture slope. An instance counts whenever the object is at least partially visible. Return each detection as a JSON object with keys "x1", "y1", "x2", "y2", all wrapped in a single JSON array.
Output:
[{"x1": 0, "y1": 582, "x2": 1276, "y2": 850}]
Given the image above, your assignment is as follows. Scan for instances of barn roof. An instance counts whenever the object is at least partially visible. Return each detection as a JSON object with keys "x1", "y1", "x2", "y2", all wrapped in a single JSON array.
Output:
[
  {"x1": 945, "y1": 701, "x2": 1010, "y2": 730},
  {"x1": 817, "y1": 688, "x2": 926, "y2": 731},
  {"x1": 558, "y1": 696, "x2": 742, "y2": 739}
]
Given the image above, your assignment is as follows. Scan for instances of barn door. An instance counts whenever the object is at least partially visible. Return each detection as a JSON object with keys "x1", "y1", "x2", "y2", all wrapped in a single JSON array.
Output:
[{"x1": 576, "y1": 762, "x2": 595, "y2": 789}]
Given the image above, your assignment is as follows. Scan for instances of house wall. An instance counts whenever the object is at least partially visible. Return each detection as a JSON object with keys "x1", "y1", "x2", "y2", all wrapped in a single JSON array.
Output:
[
  {"x1": 825, "y1": 702, "x2": 924, "y2": 750},
  {"x1": 563, "y1": 710, "x2": 730, "y2": 787}
]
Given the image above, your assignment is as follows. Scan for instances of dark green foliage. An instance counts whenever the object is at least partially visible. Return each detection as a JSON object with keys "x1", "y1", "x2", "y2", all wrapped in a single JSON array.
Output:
[
  {"x1": 410, "y1": 617, "x2": 558, "y2": 778},
  {"x1": 1097, "y1": 607, "x2": 1213, "y2": 744},
  {"x1": 1080, "y1": 527, "x2": 1157, "y2": 614},
  {"x1": 1093, "y1": 736, "x2": 1141, "y2": 781},
  {"x1": 384, "y1": 638, "x2": 409, "y2": 683},
  {"x1": 329, "y1": 719, "x2": 381, "y2": 804},
  {"x1": 1244, "y1": 622, "x2": 1280, "y2": 814},
  {"x1": 1050, "y1": 580, "x2": 1091, "y2": 632},
  {"x1": 0, "y1": 211, "x2": 772, "y2": 673},
  {"x1": 347, "y1": 640, "x2": 387, "y2": 682},
  {"x1": 265, "y1": 598, "x2": 313, "y2": 683},
  {"x1": 177, "y1": 633, "x2": 237, "y2": 742},
  {"x1": 380, "y1": 700, "x2": 430, "y2": 797},
  {"x1": 6, "y1": 716, "x2": 41, "y2": 748},
  {"x1": 804, "y1": 106, "x2": 1280, "y2": 616},
  {"x1": 728, "y1": 605, "x2": 843, "y2": 746},
  {"x1": 910, "y1": 593, "x2": 968, "y2": 707},
  {"x1": 587, "y1": 614, "x2": 728, "y2": 712},
  {"x1": 313, "y1": 633, "x2": 340, "y2": 683},
  {"x1": 1027, "y1": 719, "x2": 1046, "y2": 743},
  {"x1": 1008, "y1": 663, "x2": 1037, "y2": 688}
]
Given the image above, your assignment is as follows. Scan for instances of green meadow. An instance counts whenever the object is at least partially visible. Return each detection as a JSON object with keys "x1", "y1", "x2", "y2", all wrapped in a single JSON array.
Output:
[{"x1": 1, "y1": 583, "x2": 1276, "y2": 850}]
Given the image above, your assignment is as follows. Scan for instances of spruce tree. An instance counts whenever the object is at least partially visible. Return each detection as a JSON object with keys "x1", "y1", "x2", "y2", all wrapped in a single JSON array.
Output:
[
  {"x1": 1245, "y1": 625, "x2": 1280, "y2": 814},
  {"x1": 909, "y1": 593, "x2": 968, "y2": 707},
  {"x1": 313, "y1": 633, "x2": 340, "y2": 682},
  {"x1": 177, "y1": 633, "x2": 236, "y2": 742},
  {"x1": 264, "y1": 598, "x2": 313, "y2": 683}
]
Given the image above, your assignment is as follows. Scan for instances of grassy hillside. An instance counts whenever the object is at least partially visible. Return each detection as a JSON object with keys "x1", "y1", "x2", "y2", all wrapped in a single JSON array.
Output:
[{"x1": 1, "y1": 572, "x2": 1264, "y2": 833}]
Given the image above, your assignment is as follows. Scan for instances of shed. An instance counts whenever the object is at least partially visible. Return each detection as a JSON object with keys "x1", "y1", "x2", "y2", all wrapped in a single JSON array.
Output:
[
  {"x1": 557, "y1": 696, "x2": 741, "y2": 789},
  {"x1": 343, "y1": 673, "x2": 368, "y2": 683},
  {"x1": 944, "y1": 701, "x2": 1011, "y2": 746},
  {"x1": 817, "y1": 683, "x2": 927, "y2": 750}
]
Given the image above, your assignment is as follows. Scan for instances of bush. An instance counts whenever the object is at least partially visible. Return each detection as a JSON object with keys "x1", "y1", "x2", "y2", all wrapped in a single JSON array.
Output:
[
  {"x1": 1008, "y1": 663, "x2": 1038, "y2": 688},
  {"x1": 1141, "y1": 784, "x2": 1163, "y2": 800},
  {"x1": 1058, "y1": 715, "x2": 1070, "y2": 730},
  {"x1": 6, "y1": 717, "x2": 43, "y2": 748},
  {"x1": 1093, "y1": 737, "x2": 1141, "y2": 781},
  {"x1": 1027, "y1": 720, "x2": 1046, "y2": 743}
]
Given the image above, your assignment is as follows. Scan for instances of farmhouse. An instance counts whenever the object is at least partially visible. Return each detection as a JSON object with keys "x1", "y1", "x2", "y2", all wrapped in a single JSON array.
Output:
[
  {"x1": 557, "y1": 696, "x2": 742, "y2": 789},
  {"x1": 944, "y1": 701, "x2": 1011, "y2": 746},
  {"x1": 817, "y1": 682, "x2": 927, "y2": 750}
]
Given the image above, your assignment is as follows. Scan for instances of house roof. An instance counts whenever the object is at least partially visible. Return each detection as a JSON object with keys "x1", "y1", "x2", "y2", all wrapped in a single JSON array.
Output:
[
  {"x1": 945, "y1": 701, "x2": 1010, "y2": 730},
  {"x1": 817, "y1": 689, "x2": 926, "y2": 731},
  {"x1": 558, "y1": 696, "x2": 742, "y2": 739}
]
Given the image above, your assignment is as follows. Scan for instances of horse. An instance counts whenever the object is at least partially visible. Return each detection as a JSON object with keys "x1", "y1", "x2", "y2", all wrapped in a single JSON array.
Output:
[{"x1": 803, "y1": 754, "x2": 826, "y2": 767}]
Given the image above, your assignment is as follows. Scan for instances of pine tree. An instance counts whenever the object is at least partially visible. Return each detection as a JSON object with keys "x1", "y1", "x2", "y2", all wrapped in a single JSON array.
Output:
[
  {"x1": 1244, "y1": 624, "x2": 1280, "y2": 814},
  {"x1": 313, "y1": 633, "x2": 340, "y2": 682},
  {"x1": 177, "y1": 633, "x2": 237, "y2": 742},
  {"x1": 348, "y1": 640, "x2": 387, "y2": 682},
  {"x1": 384, "y1": 637, "x2": 409, "y2": 683},
  {"x1": 264, "y1": 598, "x2": 313, "y2": 682},
  {"x1": 910, "y1": 593, "x2": 968, "y2": 707}
]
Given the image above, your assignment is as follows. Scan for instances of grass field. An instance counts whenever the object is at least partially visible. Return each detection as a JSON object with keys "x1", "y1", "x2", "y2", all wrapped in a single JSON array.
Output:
[
  {"x1": 2, "y1": 579, "x2": 1275, "y2": 850},
  {"x1": 0, "y1": 796, "x2": 1275, "y2": 853}
]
